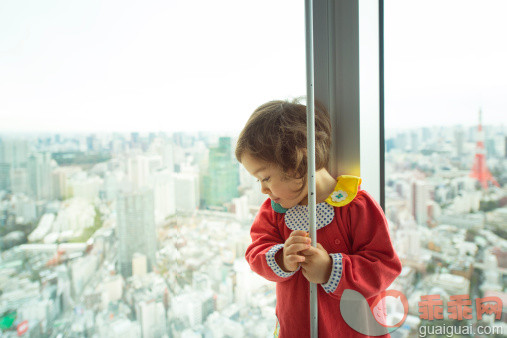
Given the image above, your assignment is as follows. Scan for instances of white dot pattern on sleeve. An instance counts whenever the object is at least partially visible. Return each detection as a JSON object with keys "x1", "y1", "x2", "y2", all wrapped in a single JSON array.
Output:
[
  {"x1": 284, "y1": 202, "x2": 335, "y2": 231},
  {"x1": 321, "y1": 253, "x2": 343, "y2": 293},
  {"x1": 265, "y1": 244, "x2": 300, "y2": 278}
]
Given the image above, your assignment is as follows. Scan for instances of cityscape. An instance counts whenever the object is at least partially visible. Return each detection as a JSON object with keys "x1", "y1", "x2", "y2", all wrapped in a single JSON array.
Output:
[{"x1": 0, "y1": 118, "x2": 506, "y2": 337}]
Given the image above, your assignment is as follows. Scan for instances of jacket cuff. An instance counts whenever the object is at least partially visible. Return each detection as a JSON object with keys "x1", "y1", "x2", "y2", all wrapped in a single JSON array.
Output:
[
  {"x1": 321, "y1": 253, "x2": 343, "y2": 293},
  {"x1": 266, "y1": 244, "x2": 300, "y2": 278}
]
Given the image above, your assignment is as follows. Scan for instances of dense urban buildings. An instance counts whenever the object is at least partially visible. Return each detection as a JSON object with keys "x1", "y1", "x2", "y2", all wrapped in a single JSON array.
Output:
[{"x1": 0, "y1": 125, "x2": 506, "y2": 337}]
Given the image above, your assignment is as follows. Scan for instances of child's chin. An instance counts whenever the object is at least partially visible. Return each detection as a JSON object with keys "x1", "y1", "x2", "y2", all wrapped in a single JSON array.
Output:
[
  {"x1": 280, "y1": 202, "x2": 295, "y2": 209},
  {"x1": 276, "y1": 201, "x2": 286, "y2": 208}
]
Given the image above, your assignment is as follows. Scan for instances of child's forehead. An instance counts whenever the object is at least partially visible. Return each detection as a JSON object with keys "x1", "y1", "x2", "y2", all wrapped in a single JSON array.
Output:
[{"x1": 241, "y1": 152, "x2": 275, "y2": 173}]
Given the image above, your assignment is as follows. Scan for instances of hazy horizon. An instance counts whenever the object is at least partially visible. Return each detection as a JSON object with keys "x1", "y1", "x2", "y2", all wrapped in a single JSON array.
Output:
[{"x1": 1, "y1": 0, "x2": 506, "y2": 133}]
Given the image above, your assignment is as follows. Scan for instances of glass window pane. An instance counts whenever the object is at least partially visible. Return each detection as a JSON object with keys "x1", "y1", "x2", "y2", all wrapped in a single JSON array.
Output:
[
  {"x1": 0, "y1": 1, "x2": 304, "y2": 336},
  {"x1": 385, "y1": 0, "x2": 507, "y2": 336}
]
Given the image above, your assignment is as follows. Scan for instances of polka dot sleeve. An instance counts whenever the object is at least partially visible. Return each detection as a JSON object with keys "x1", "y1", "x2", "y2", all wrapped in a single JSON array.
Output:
[
  {"x1": 321, "y1": 253, "x2": 343, "y2": 293},
  {"x1": 265, "y1": 244, "x2": 300, "y2": 278}
]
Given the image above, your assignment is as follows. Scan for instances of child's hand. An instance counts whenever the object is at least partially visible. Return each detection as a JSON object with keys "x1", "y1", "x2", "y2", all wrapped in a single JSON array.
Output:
[
  {"x1": 277, "y1": 230, "x2": 312, "y2": 272},
  {"x1": 299, "y1": 243, "x2": 333, "y2": 284}
]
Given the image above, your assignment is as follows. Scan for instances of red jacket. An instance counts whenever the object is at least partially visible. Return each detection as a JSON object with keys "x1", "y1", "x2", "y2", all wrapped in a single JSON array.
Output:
[{"x1": 245, "y1": 187, "x2": 402, "y2": 338}]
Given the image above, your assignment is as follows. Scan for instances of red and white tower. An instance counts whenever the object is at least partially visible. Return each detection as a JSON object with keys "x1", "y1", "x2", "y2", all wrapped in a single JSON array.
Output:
[{"x1": 469, "y1": 109, "x2": 500, "y2": 190}]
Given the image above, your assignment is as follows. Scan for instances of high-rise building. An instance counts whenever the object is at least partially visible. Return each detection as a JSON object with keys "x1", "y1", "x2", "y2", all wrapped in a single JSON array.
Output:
[
  {"x1": 232, "y1": 195, "x2": 250, "y2": 222},
  {"x1": 102, "y1": 275, "x2": 123, "y2": 306},
  {"x1": 130, "y1": 132, "x2": 140, "y2": 148},
  {"x1": 132, "y1": 252, "x2": 147, "y2": 277},
  {"x1": 127, "y1": 154, "x2": 150, "y2": 190},
  {"x1": 70, "y1": 255, "x2": 99, "y2": 297},
  {"x1": 454, "y1": 127, "x2": 465, "y2": 157},
  {"x1": 495, "y1": 134, "x2": 505, "y2": 158},
  {"x1": 0, "y1": 139, "x2": 30, "y2": 192},
  {"x1": 116, "y1": 189, "x2": 157, "y2": 278},
  {"x1": 173, "y1": 172, "x2": 199, "y2": 212},
  {"x1": 170, "y1": 291, "x2": 213, "y2": 327},
  {"x1": 14, "y1": 195, "x2": 37, "y2": 224},
  {"x1": 173, "y1": 132, "x2": 195, "y2": 148},
  {"x1": 396, "y1": 219, "x2": 421, "y2": 260},
  {"x1": 10, "y1": 168, "x2": 28, "y2": 195},
  {"x1": 0, "y1": 139, "x2": 30, "y2": 169},
  {"x1": 52, "y1": 168, "x2": 67, "y2": 200},
  {"x1": 395, "y1": 132, "x2": 408, "y2": 151},
  {"x1": 0, "y1": 163, "x2": 10, "y2": 191},
  {"x1": 162, "y1": 142, "x2": 175, "y2": 171},
  {"x1": 138, "y1": 300, "x2": 166, "y2": 338},
  {"x1": 151, "y1": 169, "x2": 175, "y2": 223},
  {"x1": 27, "y1": 152, "x2": 52, "y2": 201},
  {"x1": 480, "y1": 251, "x2": 502, "y2": 292},
  {"x1": 485, "y1": 139, "x2": 496, "y2": 157},
  {"x1": 102, "y1": 170, "x2": 125, "y2": 202},
  {"x1": 421, "y1": 127, "x2": 432, "y2": 143},
  {"x1": 202, "y1": 137, "x2": 240, "y2": 208},
  {"x1": 52, "y1": 166, "x2": 82, "y2": 201},
  {"x1": 385, "y1": 138, "x2": 395, "y2": 153},
  {"x1": 86, "y1": 134, "x2": 96, "y2": 152},
  {"x1": 128, "y1": 154, "x2": 163, "y2": 190},
  {"x1": 147, "y1": 156, "x2": 163, "y2": 178},
  {"x1": 411, "y1": 180, "x2": 432, "y2": 226},
  {"x1": 70, "y1": 175, "x2": 102, "y2": 203}
]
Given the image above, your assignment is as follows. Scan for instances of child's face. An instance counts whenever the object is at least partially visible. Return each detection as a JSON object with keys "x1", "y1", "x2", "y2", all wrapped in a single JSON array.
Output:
[{"x1": 241, "y1": 152, "x2": 307, "y2": 209}]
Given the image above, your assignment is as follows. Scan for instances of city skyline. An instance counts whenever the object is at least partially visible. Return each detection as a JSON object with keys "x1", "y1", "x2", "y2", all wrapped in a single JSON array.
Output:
[
  {"x1": 0, "y1": 124, "x2": 506, "y2": 336},
  {"x1": 0, "y1": 117, "x2": 505, "y2": 139}
]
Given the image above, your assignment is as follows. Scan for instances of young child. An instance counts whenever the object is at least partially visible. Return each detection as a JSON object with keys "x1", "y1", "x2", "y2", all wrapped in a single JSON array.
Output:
[{"x1": 235, "y1": 99, "x2": 403, "y2": 337}]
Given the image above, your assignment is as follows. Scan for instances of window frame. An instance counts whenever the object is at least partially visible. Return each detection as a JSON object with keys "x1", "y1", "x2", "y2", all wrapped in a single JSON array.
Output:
[{"x1": 312, "y1": 0, "x2": 384, "y2": 209}]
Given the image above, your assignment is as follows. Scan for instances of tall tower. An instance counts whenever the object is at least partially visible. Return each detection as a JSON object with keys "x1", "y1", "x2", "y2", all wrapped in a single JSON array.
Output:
[
  {"x1": 116, "y1": 189, "x2": 157, "y2": 278},
  {"x1": 469, "y1": 110, "x2": 500, "y2": 190},
  {"x1": 27, "y1": 152, "x2": 53, "y2": 200},
  {"x1": 411, "y1": 180, "x2": 431, "y2": 225}
]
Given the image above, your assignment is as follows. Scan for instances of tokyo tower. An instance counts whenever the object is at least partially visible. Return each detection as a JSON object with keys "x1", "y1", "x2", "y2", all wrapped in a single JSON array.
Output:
[{"x1": 469, "y1": 109, "x2": 500, "y2": 190}]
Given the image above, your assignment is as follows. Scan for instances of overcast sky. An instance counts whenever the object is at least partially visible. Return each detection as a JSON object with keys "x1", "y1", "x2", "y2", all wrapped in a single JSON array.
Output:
[{"x1": 1, "y1": 0, "x2": 506, "y2": 134}]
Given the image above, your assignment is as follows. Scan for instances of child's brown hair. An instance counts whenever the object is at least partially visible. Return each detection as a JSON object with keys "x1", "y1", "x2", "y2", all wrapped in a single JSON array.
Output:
[{"x1": 235, "y1": 99, "x2": 332, "y2": 189}]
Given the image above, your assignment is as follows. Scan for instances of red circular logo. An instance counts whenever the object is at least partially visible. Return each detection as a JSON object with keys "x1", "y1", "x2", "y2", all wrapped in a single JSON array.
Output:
[{"x1": 370, "y1": 290, "x2": 409, "y2": 328}]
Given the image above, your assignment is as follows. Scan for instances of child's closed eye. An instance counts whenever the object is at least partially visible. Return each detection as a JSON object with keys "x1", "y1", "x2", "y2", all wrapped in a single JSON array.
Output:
[{"x1": 256, "y1": 177, "x2": 271, "y2": 183}]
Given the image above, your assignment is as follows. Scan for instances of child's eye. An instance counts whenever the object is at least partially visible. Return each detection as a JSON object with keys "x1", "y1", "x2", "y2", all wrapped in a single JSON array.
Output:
[{"x1": 262, "y1": 177, "x2": 270, "y2": 182}]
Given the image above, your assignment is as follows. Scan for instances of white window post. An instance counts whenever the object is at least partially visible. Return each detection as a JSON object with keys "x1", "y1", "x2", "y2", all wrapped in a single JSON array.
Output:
[{"x1": 313, "y1": 0, "x2": 383, "y2": 208}]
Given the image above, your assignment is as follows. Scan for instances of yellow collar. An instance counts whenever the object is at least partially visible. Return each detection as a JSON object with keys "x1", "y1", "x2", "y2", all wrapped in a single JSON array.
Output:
[{"x1": 325, "y1": 175, "x2": 362, "y2": 207}]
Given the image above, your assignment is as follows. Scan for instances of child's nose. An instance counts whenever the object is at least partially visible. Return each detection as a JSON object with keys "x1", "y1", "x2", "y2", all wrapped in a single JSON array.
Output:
[{"x1": 260, "y1": 183, "x2": 270, "y2": 194}]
